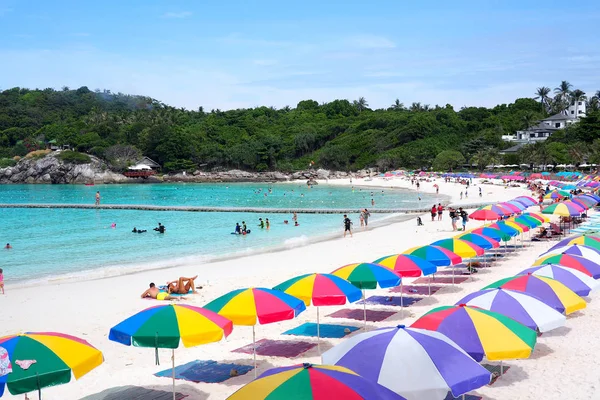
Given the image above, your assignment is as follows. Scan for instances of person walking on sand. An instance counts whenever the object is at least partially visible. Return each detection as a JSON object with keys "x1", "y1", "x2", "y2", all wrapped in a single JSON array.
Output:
[
  {"x1": 431, "y1": 205, "x2": 437, "y2": 222},
  {"x1": 459, "y1": 207, "x2": 468, "y2": 231},
  {"x1": 479, "y1": 187, "x2": 482, "y2": 197},
  {"x1": 449, "y1": 207, "x2": 457, "y2": 231},
  {"x1": 465, "y1": 189, "x2": 468, "y2": 198},
  {"x1": 95, "y1": 191, "x2": 101, "y2": 206},
  {"x1": 359, "y1": 212, "x2": 365, "y2": 228},
  {"x1": 437, "y1": 203, "x2": 443, "y2": 221},
  {"x1": 363, "y1": 208, "x2": 371, "y2": 226},
  {"x1": 460, "y1": 191, "x2": 463, "y2": 200},
  {"x1": 0, "y1": 268, "x2": 4, "y2": 294},
  {"x1": 343, "y1": 214, "x2": 353, "y2": 237}
]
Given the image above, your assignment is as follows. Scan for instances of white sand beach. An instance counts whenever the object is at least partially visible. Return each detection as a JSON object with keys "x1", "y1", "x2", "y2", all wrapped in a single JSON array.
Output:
[{"x1": 1, "y1": 177, "x2": 598, "y2": 400}]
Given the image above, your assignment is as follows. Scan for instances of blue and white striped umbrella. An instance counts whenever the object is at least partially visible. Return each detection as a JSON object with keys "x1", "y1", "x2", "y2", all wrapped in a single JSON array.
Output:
[{"x1": 322, "y1": 325, "x2": 491, "y2": 400}]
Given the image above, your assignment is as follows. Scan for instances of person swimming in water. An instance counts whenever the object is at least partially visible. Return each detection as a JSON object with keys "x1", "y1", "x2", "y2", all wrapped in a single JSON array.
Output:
[
  {"x1": 4, "y1": 243, "x2": 11, "y2": 249},
  {"x1": 154, "y1": 223, "x2": 166, "y2": 233},
  {"x1": 141, "y1": 283, "x2": 182, "y2": 301},
  {"x1": 235, "y1": 223, "x2": 241, "y2": 234},
  {"x1": 242, "y1": 221, "x2": 247, "y2": 233},
  {"x1": 266, "y1": 218, "x2": 270, "y2": 229},
  {"x1": 258, "y1": 218, "x2": 265, "y2": 229}
]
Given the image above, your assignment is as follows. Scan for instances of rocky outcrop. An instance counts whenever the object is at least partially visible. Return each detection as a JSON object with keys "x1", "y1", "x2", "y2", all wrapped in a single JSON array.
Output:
[
  {"x1": 1, "y1": 153, "x2": 370, "y2": 184},
  {"x1": 163, "y1": 169, "x2": 354, "y2": 183},
  {"x1": 0, "y1": 153, "x2": 131, "y2": 184}
]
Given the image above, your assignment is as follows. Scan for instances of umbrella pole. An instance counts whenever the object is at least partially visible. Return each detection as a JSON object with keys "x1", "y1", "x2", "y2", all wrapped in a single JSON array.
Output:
[
  {"x1": 452, "y1": 264, "x2": 455, "y2": 285},
  {"x1": 362, "y1": 289, "x2": 367, "y2": 329},
  {"x1": 253, "y1": 325, "x2": 257, "y2": 378},
  {"x1": 500, "y1": 361, "x2": 504, "y2": 377},
  {"x1": 317, "y1": 306, "x2": 322, "y2": 362},
  {"x1": 428, "y1": 277, "x2": 431, "y2": 296},
  {"x1": 400, "y1": 280, "x2": 404, "y2": 317},
  {"x1": 172, "y1": 349, "x2": 176, "y2": 400}
]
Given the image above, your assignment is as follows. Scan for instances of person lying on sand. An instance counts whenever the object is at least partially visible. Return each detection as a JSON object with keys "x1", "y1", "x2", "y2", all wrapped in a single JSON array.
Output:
[
  {"x1": 141, "y1": 282, "x2": 185, "y2": 301},
  {"x1": 166, "y1": 276, "x2": 198, "y2": 294}
]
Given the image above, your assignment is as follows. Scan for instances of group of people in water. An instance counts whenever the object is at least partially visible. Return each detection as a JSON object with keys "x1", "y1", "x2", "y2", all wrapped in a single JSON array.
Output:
[
  {"x1": 234, "y1": 212, "x2": 300, "y2": 235},
  {"x1": 132, "y1": 223, "x2": 165, "y2": 234}
]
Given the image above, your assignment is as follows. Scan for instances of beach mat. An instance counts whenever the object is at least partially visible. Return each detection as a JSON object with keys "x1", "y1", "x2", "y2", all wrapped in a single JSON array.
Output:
[
  {"x1": 389, "y1": 285, "x2": 442, "y2": 295},
  {"x1": 483, "y1": 363, "x2": 511, "y2": 385},
  {"x1": 413, "y1": 276, "x2": 469, "y2": 285},
  {"x1": 435, "y1": 270, "x2": 475, "y2": 276},
  {"x1": 155, "y1": 360, "x2": 253, "y2": 383},
  {"x1": 327, "y1": 309, "x2": 396, "y2": 322},
  {"x1": 360, "y1": 295, "x2": 423, "y2": 307},
  {"x1": 282, "y1": 323, "x2": 359, "y2": 338},
  {"x1": 232, "y1": 339, "x2": 316, "y2": 358},
  {"x1": 80, "y1": 386, "x2": 188, "y2": 400},
  {"x1": 444, "y1": 393, "x2": 482, "y2": 400}
]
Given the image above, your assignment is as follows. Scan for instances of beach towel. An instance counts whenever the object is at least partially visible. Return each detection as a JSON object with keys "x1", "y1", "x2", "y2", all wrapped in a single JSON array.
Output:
[
  {"x1": 327, "y1": 309, "x2": 396, "y2": 322},
  {"x1": 360, "y1": 295, "x2": 423, "y2": 307},
  {"x1": 282, "y1": 323, "x2": 359, "y2": 338},
  {"x1": 232, "y1": 339, "x2": 316, "y2": 358},
  {"x1": 155, "y1": 360, "x2": 253, "y2": 383},
  {"x1": 413, "y1": 276, "x2": 469, "y2": 285},
  {"x1": 0, "y1": 347, "x2": 11, "y2": 377},
  {"x1": 389, "y1": 285, "x2": 442, "y2": 295}
]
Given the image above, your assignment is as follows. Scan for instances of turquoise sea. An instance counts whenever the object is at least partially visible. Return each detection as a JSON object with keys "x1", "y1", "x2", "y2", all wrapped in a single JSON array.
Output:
[{"x1": 0, "y1": 183, "x2": 440, "y2": 284}]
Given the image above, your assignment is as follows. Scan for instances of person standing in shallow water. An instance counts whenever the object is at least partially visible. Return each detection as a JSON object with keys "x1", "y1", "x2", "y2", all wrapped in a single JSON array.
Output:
[
  {"x1": 95, "y1": 191, "x2": 100, "y2": 205},
  {"x1": 343, "y1": 214, "x2": 353, "y2": 237}
]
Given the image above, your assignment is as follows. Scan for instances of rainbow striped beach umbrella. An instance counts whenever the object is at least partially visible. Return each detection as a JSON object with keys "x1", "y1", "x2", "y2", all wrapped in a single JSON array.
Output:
[
  {"x1": 431, "y1": 238, "x2": 484, "y2": 258},
  {"x1": 322, "y1": 326, "x2": 491, "y2": 400},
  {"x1": 411, "y1": 305, "x2": 537, "y2": 362},
  {"x1": 331, "y1": 263, "x2": 401, "y2": 290},
  {"x1": 455, "y1": 233, "x2": 500, "y2": 250},
  {"x1": 273, "y1": 273, "x2": 361, "y2": 352},
  {"x1": 532, "y1": 253, "x2": 600, "y2": 279},
  {"x1": 403, "y1": 245, "x2": 462, "y2": 266},
  {"x1": 542, "y1": 202, "x2": 585, "y2": 217},
  {"x1": 109, "y1": 304, "x2": 233, "y2": 397},
  {"x1": 514, "y1": 196, "x2": 538, "y2": 207},
  {"x1": 456, "y1": 289, "x2": 566, "y2": 333},
  {"x1": 227, "y1": 363, "x2": 405, "y2": 400},
  {"x1": 372, "y1": 254, "x2": 437, "y2": 296},
  {"x1": 205, "y1": 288, "x2": 306, "y2": 376},
  {"x1": 519, "y1": 265, "x2": 600, "y2": 297},
  {"x1": 470, "y1": 226, "x2": 512, "y2": 243},
  {"x1": 513, "y1": 215, "x2": 542, "y2": 229},
  {"x1": 483, "y1": 274, "x2": 586, "y2": 315},
  {"x1": 498, "y1": 202, "x2": 523, "y2": 214},
  {"x1": 0, "y1": 332, "x2": 103, "y2": 398},
  {"x1": 524, "y1": 212, "x2": 550, "y2": 223}
]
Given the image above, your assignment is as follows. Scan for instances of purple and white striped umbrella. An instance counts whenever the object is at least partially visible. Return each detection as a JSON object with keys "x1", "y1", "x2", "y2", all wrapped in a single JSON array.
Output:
[
  {"x1": 322, "y1": 325, "x2": 491, "y2": 400},
  {"x1": 519, "y1": 265, "x2": 600, "y2": 297},
  {"x1": 456, "y1": 288, "x2": 566, "y2": 332},
  {"x1": 541, "y1": 244, "x2": 600, "y2": 265}
]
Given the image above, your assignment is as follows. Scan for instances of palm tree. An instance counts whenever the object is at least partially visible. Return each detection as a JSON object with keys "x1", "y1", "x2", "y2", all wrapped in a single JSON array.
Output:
[
  {"x1": 409, "y1": 102, "x2": 422, "y2": 112},
  {"x1": 568, "y1": 142, "x2": 589, "y2": 165},
  {"x1": 588, "y1": 97, "x2": 600, "y2": 112},
  {"x1": 570, "y1": 89, "x2": 586, "y2": 118},
  {"x1": 554, "y1": 81, "x2": 573, "y2": 112},
  {"x1": 353, "y1": 97, "x2": 368, "y2": 112},
  {"x1": 534, "y1": 87, "x2": 551, "y2": 114},
  {"x1": 522, "y1": 111, "x2": 537, "y2": 130},
  {"x1": 390, "y1": 99, "x2": 404, "y2": 111}
]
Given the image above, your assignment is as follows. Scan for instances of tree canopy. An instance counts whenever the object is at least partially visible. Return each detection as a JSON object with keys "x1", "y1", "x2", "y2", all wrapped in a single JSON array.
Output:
[{"x1": 0, "y1": 85, "x2": 598, "y2": 172}]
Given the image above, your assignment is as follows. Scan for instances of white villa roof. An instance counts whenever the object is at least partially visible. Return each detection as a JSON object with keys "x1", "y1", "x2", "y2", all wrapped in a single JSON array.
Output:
[{"x1": 543, "y1": 112, "x2": 572, "y2": 121}]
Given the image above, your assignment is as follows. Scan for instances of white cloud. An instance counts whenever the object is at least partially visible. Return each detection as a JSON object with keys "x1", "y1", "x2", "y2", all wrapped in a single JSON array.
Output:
[
  {"x1": 350, "y1": 35, "x2": 396, "y2": 49},
  {"x1": 163, "y1": 11, "x2": 192, "y2": 19}
]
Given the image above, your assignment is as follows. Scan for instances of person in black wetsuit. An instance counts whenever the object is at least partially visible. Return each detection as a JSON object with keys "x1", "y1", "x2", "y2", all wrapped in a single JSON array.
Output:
[{"x1": 343, "y1": 214, "x2": 353, "y2": 238}]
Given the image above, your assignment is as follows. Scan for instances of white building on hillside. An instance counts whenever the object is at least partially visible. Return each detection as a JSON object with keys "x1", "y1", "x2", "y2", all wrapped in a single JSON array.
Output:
[{"x1": 503, "y1": 101, "x2": 587, "y2": 143}]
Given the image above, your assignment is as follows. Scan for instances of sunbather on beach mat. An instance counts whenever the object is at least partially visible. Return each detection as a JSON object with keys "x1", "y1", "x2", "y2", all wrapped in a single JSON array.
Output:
[
  {"x1": 141, "y1": 282, "x2": 187, "y2": 301},
  {"x1": 166, "y1": 276, "x2": 198, "y2": 294}
]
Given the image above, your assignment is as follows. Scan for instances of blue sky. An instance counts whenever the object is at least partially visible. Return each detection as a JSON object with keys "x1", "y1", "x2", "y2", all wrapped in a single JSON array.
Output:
[{"x1": 1, "y1": 0, "x2": 598, "y2": 110}]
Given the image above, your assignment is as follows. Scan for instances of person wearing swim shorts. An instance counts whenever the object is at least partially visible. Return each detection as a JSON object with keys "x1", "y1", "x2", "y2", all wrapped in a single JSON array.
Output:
[{"x1": 343, "y1": 214, "x2": 353, "y2": 237}]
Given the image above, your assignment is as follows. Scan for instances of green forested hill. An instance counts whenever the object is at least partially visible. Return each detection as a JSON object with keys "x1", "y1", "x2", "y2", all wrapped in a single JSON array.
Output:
[{"x1": 1, "y1": 86, "x2": 599, "y2": 172}]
